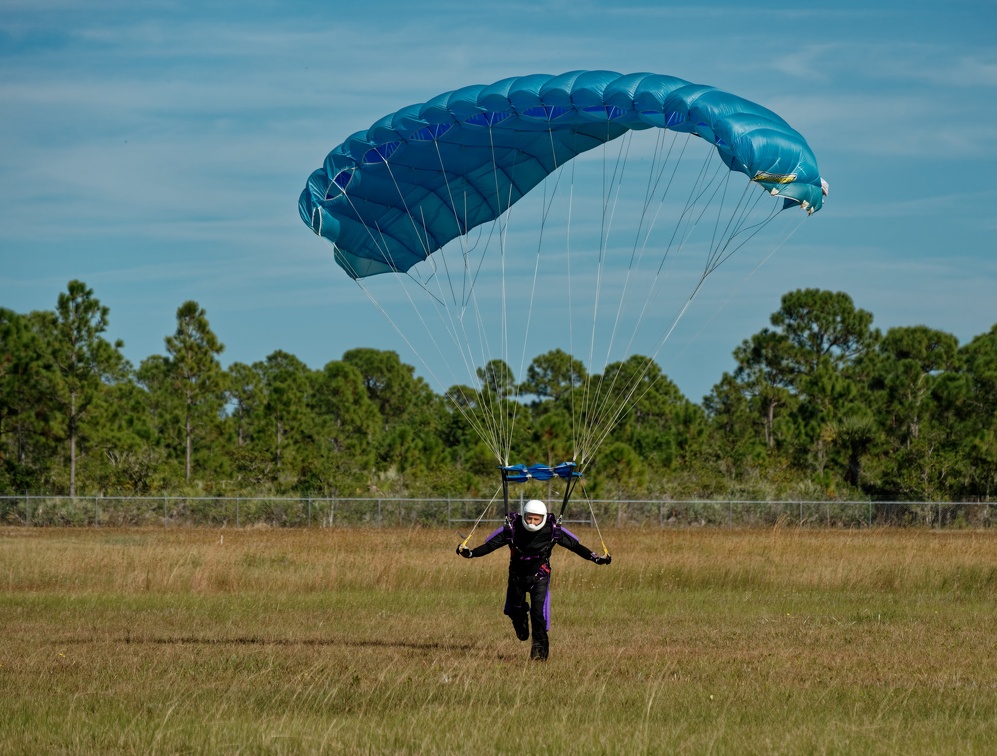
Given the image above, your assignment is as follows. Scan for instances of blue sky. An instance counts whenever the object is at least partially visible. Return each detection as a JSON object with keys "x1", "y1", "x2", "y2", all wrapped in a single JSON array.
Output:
[{"x1": 2, "y1": 1, "x2": 996, "y2": 403}]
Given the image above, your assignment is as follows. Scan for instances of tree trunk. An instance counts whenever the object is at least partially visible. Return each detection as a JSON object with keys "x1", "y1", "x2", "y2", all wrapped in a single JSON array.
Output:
[
  {"x1": 69, "y1": 390, "x2": 77, "y2": 497},
  {"x1": 276, "y1": 420, "x2": 283, "y2": 471},
  {"x1": 765, "y1": 398, "x2": 776, "y2": 448},
  {"x1": 185, "y1": 408, "x2": 192, "y2": 482}
]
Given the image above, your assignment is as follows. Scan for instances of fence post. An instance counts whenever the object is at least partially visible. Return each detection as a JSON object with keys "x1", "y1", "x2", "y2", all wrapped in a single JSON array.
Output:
[
  {"x1": 94, "y1": 496, "x2": 99, "y2": 527},
  {"x1": 308, "y1": 497, "x2": 312, "y2": 528},
  {"x1": 25, "y1": 493, "x2": 30, "y2": 527}
]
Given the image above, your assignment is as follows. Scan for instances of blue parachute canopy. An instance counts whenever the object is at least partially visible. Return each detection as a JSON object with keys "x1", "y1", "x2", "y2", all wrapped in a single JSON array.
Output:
[{"x1": 299, "y1": 70, "x2": 825, "y2": 280}]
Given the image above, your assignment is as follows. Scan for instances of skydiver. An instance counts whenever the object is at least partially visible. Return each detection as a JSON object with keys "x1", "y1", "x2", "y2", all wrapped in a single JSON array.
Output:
[{"x1": 456, "y1": 499, "x2": 611, "y2": 661}]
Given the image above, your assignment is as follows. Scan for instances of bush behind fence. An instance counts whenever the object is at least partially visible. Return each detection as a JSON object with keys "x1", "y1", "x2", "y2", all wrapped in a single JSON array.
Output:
[{"x1": 0, "y1": 496, "x2": 993, "y2": 529}]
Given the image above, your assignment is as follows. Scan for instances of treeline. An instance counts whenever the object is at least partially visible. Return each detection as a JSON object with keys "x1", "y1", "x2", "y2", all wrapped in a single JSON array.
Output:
[{"x1": 2, "y1": 281, "x2": 996, "y2": 502}]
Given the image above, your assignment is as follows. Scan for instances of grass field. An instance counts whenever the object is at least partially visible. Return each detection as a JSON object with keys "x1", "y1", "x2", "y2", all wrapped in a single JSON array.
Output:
[{"x1": 2, "y1": 525, "x2": 996, "y2": 754}]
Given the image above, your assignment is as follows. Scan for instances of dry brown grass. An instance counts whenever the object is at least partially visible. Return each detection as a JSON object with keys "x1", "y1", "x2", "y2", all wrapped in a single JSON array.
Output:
[{"x1": 2, "y1": 526, "x2": 996, "y2": 753}]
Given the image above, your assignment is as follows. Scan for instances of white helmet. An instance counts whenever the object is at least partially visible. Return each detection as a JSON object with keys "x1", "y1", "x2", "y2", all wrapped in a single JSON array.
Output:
[{"x1": 522, "y1": 500, "x2": 547, "y2": 532}]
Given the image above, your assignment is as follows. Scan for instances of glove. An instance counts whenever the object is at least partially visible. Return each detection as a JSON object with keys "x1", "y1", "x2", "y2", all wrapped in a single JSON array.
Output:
[
  {"x1": 456, "y1": 544, "x2": 474, "y2": 559},
  {"x1": 592, "y1": 553, "x2": 611, "y2": 565}
]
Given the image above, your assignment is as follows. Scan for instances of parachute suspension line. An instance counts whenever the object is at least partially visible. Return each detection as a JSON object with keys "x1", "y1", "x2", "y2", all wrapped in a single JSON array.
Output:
[
  {"x1": 590, "y1": 130, "x2": 687, "y2": 462},
  {"x1": 487, "y1": 122, "x2": 519, "y2": 466},
  {"x1": 514, "y1": 131, "x2": 568, "y2": 407},
  {"x1": 434, "y1": 121, "x2": 536, "y2": 467},
  {"x1": 581, "y1": 297, "x2": 700, "y2": 463},
  {"x1": 352, "y1": 197, "x2": 511, "y2": 463},
  {"x1": 510, "y1": 169, "x2": 560, "y2": 457},
  {"x1": 589, "y1": 262, "x2": 714, "y2": 459},
  {"x1": 380, "y1": 160, "x2": 438, "y2": 266},
  {"x1": 337, "y1": 159, "x2": 479, "y2": 344},
  {"x1": 701, "y1": 174, "x2": 756, "y2": 277},
  {"x1": 426, "y1": 141, "x2": 510, "y2": 450},
  {"x1": 709, "y1": 173, "x2": 761, "y2": 271},
  {"x1": 702, "y1": 182, "x2": 782, "y2": 275},
  {"x1": 588, "y1": 196, "x2": 798, "y2": 459},
  {"x1": 576, "y1": 482, "x2": 609, "y2": 557},
  {"x1": 333, "y1": 188, "x2": 416, "y2": 281},
  {"x1": 500, "y1": 192, "x2": 516, "y2": 465},
  {"x1": 449, "y1": 295, "x2": 508, "y2": 462},
  {"x1": 348, "y1": 277, "x2": 494, "y2": 453},
  {"x1": 587, "y1": 192, "x2": 749, "y2": 459},
  {"x1": 325, "y1": 227, "x2": 472, "y2": 423},
  {"x1": 489, "y1": 133, "x2": 564, "y2": 465},
  {"x1": 609, "y1": 134, "x2": 692, "y2": 367},
  {"x1": 352, "y1": 278, "x2": 506, "y2": 460},
  {"x1": 589, "y1": 131, "x2": 675, "y2": 453},
  {"x1": 583, "y1": 176, "x2": 794, "y2": 461},
  {"x1": 564, "y1": 148, "x2": 582, "y2": 463},
  {"x1": 414, "y1": 233, "x2": 512, "y2": 464},
  {"x1": 358, "y1": 131, "x2": 794, "y2": 476},
  {"x1": 368, "y1": 221, "x2": 510, "y2": 459},
  {"x1": 449, "y1": 270, "x2": 509, "y2": 464},
  {"x1": 576, "y1": 139, "x2": 787, "y2": 466},
  {"x1": 651, "y1": 146, "x2": 726, "y2": 280},
  {"x1": 668, "y1": 212, "x2": 808, "y2": 363},
  {"x1": 333, "y1": 189, "x2": 504, "y2": 440},
  {"x1": 488, "y1": 125, "x2": 508, "y2": 362},
  {"x1": 575, "y1": 131, "x2": 677, "y2": 461},
  {"x1": 599, "y1": 131, "x2": 686, "y2": 381},
  {"x1": 459, "y1": 484, "x2": 506, "y2": 551},
  {"x1": 403, "y1": 131, "x2": 525, "y2": 464},
  {"x1": 584, "y1": 129, "x2": 620, "y2": 387},
  {"x1": 575, "y1": 127, "x2": 630, "y2": 464},
  {"x1": 430, "y1": 139, "x2": 472, "y2": 309},
  {"x1": 592, "y1": 129, "x2": 636, "y2": 368}
]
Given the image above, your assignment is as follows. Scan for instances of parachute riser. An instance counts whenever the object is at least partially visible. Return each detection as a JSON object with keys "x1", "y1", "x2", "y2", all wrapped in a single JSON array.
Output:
[{"x1": 558, "y1": 475, "x2": 580, "y2": 522}]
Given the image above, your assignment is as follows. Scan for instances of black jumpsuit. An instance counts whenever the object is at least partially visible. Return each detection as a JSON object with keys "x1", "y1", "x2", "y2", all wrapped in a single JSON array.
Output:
[{"x1": 468, "y1": 513, "x2": 602, "y2": 660}]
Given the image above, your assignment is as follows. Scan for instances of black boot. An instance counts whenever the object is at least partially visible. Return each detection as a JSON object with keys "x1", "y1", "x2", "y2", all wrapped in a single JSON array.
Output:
[
  {"x1": 530, "y1": 640, "x2": 548, "y2": 661},
  {"x1": 511, "y1": 611, "x2": 530, "y2": 642}
]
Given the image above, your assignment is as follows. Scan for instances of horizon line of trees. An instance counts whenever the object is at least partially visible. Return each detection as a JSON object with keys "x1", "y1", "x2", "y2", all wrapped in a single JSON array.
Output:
[{"x1": 2, "y1": 281, "x2": 996, "y2": 503}]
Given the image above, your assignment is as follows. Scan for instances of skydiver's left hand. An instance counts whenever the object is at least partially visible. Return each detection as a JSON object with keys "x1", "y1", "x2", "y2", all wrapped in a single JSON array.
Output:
[
  {"x1": 456, "y1": 545, "x2": 474, "y2": 558},
  {"x1": 592, "y1": 553, "x2": 611, "y2": 565}
]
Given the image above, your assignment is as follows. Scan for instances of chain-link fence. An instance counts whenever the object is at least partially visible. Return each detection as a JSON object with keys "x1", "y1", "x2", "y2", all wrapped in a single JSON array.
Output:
[{"x1": 0, "y1": 495, "x2": 992, "y2": 528}]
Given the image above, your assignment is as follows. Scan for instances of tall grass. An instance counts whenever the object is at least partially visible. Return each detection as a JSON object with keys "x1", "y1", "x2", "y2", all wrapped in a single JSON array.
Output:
[{"x1": 2, "y1": 526, "x2": 996, "y2": 753}]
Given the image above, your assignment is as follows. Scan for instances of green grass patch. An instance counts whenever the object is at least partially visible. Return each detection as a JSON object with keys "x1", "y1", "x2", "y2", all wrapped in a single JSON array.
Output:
[{"x1": 1, "y1": 527, "x2": 996, "y2": 753}]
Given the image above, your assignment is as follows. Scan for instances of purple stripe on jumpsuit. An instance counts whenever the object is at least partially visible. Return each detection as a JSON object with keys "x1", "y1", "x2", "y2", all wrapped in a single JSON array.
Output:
[{"x1": 543, "y1": 583, "x2": 551, "y2": 630}]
